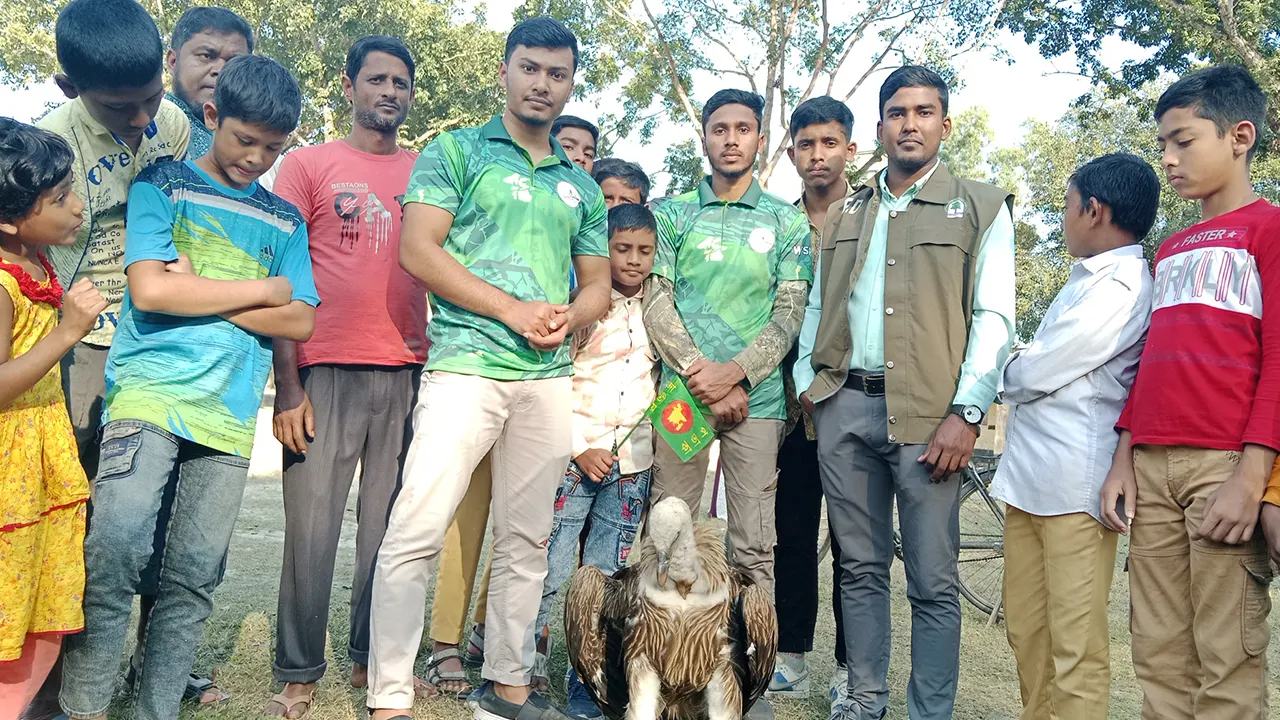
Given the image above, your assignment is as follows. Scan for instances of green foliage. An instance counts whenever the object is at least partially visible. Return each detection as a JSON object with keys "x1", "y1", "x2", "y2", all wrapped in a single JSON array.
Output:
[
  {"x1": 0, "y1": 0, "x2": 505, "y2": 148},
  {"x1": 660, "y1": 138, "x2": 706, "y2": 197},
  {"x1": 517, "y1": 0, "x2": 1004, "y2": 188},
  {"x1": 998, "y1": 0, "x2": 1280, "y2": 164}
]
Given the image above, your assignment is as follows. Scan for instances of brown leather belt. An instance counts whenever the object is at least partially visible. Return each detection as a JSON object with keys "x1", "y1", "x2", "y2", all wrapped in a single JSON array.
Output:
[{"x1": 845, "y1": 372, "x2": 885, "y2": 396}]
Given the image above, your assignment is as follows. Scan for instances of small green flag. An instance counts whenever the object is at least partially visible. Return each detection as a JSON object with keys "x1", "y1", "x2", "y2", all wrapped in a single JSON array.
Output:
[{"x1": 646, "y1": 376, "x2": 716, "y2": 461}]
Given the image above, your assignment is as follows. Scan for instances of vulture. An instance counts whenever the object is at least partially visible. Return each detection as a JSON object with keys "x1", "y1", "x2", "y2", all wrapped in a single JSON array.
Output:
[{"x1": 564, "y1": 497, "x2": 778, "y2": 720}]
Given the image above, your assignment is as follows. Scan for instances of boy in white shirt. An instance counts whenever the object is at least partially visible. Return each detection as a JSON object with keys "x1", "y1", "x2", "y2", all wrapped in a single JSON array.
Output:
[{"x1": 990, "y1": 152, "x2": 1160, "y2": 720}]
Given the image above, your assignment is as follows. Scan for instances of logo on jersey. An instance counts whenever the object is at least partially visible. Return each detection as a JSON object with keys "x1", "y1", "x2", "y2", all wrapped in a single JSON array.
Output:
[
  {"x1": 748, "y1": 228, "x2": 776, "y2": 254},
  {"x1": 557, "y1": 181, "x2": 582, "y2": 208}
]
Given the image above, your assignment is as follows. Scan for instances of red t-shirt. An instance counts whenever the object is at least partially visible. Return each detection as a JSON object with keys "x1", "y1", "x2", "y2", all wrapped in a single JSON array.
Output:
[
  {"x1": 273, "y1": 141, "x2": 427, "y2": 368},
  {"x1": 1119, "y1": 199, "x2": 1280, "y2": 450}
]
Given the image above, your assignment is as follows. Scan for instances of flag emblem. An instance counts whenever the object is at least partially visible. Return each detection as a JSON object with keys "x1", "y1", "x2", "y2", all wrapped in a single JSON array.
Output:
[{"x1": 661, "y1": 400, "x2": 694, "y2": 434}]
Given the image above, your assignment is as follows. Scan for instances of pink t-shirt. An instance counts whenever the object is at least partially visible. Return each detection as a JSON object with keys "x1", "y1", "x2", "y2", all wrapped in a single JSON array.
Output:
[{"x1": 273, "y1": 140, "x2": 427, "y2": 368}]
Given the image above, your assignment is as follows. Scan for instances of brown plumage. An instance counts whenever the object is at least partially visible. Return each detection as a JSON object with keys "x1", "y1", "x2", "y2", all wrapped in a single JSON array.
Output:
[{"x1": 564, "y1": 498, "x2": 778, "y2": 720}]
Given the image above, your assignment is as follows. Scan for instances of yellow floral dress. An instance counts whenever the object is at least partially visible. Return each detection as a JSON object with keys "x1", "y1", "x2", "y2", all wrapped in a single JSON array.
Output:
[{"x1": 0, "y1": 255, "x2": 88, "y2": 662}]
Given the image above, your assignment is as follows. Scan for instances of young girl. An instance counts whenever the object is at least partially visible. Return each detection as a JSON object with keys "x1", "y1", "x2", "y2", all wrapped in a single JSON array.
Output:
[{"x1": 0, "y1": 117, "x2": 107, "y2": 716}]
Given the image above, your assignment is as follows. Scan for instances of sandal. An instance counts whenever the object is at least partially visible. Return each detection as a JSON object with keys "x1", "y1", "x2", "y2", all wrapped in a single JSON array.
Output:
[
  {"x1": 461, "y1": 624, "x2": 485, "y2": 667},
  {"x1": 531, "y1": 635, "x2": 551, "y2": 694},
  {"x1": 126, "y1": 665, "x2": 231, "y2": 706},
  {"x1": 425, "y1": 647, "x2": 473, "y2": 699},
  {"x1": 264, "y1": 686, "x2": 316, "y2": 719}
]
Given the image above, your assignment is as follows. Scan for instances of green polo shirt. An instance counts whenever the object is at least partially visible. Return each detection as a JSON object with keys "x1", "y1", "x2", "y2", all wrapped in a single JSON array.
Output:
[
  {"x1": 405, "y1": 115, "x2": 608, "y2": 380},
  {"x1": 653, "y1": 177, "x2": 812, "y2": 419}
]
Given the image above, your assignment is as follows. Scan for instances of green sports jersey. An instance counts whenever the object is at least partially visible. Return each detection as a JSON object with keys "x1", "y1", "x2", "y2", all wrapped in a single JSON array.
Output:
[
  {"x1": 405, "y1": 116, "x2": 608, "y2": 380},
  {"x1": 654, "y1": 178, "x2": 813, "y2": 419}
]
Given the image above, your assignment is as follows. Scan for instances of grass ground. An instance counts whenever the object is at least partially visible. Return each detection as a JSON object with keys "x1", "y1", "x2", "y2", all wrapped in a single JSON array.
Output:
[{"x1": 103, "y1": 408, "x2": 1280, "y2": 720}]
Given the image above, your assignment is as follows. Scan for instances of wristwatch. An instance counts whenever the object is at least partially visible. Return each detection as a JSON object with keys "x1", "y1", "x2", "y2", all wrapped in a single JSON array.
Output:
[{"x1": 948, "y1": 404, "x2": 985, "y2": 426}]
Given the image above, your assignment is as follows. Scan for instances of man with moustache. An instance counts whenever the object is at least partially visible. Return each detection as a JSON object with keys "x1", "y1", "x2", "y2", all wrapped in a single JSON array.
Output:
[
  {"x1": 164, "y1": 6, "x2": 253, "y2": 158},
  {"x1": 796, "y1": 66, "x2": 1015, "y2": 720},
  {"x1": 366, "y1": 17, "x2": 611, "y2": 720},
  {"x1": 265, "y1": 36, "x2": 426, "y2": 716},
  {"x1": 643, "y1": 89, "x2": 811, "y2": 720},
  {"x1": 769, "y1": 96, "x2": 857, "y2": 711}
]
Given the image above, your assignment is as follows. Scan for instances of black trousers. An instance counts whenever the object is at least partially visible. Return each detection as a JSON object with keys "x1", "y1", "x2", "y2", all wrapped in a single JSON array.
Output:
[{"x1": 774, "y1": 421, "x2": 846, "y2": 664}]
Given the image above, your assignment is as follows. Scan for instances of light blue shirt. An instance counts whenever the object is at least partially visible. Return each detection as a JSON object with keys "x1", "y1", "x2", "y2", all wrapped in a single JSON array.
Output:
[{"x1": 794, "y1": 164, "x2": 1016, "y2": 411}]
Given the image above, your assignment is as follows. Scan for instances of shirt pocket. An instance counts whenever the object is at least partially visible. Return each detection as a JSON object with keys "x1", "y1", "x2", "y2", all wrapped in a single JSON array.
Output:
[{"x1": 907, "y1": 227, "x2": 973, "y2": 309}]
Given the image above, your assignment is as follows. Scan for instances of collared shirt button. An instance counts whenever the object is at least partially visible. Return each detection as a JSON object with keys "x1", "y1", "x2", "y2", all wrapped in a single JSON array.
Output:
[
  {"x1": 886, "y1": 361, "x2": 895, "y2": 369},
  {"x1": 885, "y1": 307, "x2": 894, "y2": 315},
  {"x1": 889, "y1": 210, "x2": 898, "y2": 218},
  {"x1": 887, "y1": 258, "x2": 896, "y2": 266}
]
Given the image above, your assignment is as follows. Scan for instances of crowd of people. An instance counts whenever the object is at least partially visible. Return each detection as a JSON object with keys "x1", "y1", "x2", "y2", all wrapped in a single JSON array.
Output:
[{"x1": 0, "y1": 1, "x2": 1278, "y2": 720}]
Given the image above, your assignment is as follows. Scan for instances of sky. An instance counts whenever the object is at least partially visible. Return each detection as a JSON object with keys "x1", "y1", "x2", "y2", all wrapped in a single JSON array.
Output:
[{"x1": 0, "y1": 0, "x2": 1138, "y2": 202}]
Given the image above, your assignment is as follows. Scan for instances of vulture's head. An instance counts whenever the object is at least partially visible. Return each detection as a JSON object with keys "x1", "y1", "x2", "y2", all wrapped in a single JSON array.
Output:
[{"x1": 648, "y1": 497, "x2": 699, "y2": 597}]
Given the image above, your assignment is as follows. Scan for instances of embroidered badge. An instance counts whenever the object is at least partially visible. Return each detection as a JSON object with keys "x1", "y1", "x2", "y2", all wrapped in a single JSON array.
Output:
[
  {"x1": 946, "y1": 198, "x2": 966, "y2": 219},
  {"x1": 846, "y1": 196, "x2": 864, "y2": 214}
]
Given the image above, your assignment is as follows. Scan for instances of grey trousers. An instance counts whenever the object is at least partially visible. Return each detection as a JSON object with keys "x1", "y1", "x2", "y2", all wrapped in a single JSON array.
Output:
[
  {"x1": 814, "y1": 387, "x2": 961, "y2": 720},
  {"x1": 651, "y1": 416, "x2": 783, "y2": 595},
  {"x1": 273, "y1": 364, "x2": 419, "y2": 684},
  {"x1": 60, "y1": 341, "x2": 109, "y2": 478}
]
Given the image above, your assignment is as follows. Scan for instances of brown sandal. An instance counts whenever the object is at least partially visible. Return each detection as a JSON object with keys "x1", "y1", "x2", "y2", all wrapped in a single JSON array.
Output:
[{"x1": 264, "y1": 686, "x2": 316, "y2": 719}]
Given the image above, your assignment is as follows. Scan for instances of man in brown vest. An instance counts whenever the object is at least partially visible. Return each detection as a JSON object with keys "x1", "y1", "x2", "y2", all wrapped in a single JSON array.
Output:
[{"x1": 793, "y1": 66, "x2": 1015, "y2": 720}]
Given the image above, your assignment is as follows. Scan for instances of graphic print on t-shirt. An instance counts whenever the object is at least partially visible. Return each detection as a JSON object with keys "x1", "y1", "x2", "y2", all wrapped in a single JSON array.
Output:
[
  {"x1": 1152, "y1": 226, "x2": 1260, "y2": 319},
  {"x1": 330, "y1": 181, "x2": 397, "y2": 253}
]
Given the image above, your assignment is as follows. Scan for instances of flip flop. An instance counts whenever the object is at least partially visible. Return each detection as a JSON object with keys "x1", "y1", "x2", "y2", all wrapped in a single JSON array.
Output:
[{"x1": 264, "y1": 687, "x2": 316, "y2": 719}]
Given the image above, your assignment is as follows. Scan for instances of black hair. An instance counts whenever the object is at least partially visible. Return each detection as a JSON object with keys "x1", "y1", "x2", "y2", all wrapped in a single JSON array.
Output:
[
  {"x1": 608, "y1": 202, "x2": 657, "y2": 238},
  {"x1": 1155, "y1": 65, "x2": 1268, "y2": 160},
  {"x1": 505, "y1": 17, "x2": 579, "y2": 71},
  {"x1": 346, "y1": 35, "x2": 416, "y2": 86},
  {"x1": 701, "y1": 89, "x2": 765, "y2": 131},
  {"x1": 593, "y1": 158, "x2": 651, "y2": 202},
  {"x1": 0, "y1": 118, "x2": 75, "y2": 223},
  {"x1": 56, "y1": 0, "x2": 164, "y2": 91},
  {"x1": 170, "y1": 6, "x2": 254, "y2": 54},
  {"x1": 1069, "y1": 153, "x2": 1161, "y2": 240},
  {"x1": 878, "y1": 65, "x2": 949, "y2": 120},
  {"x1": 213, "y1": 55, "x2": 302, "y2": 134},
  {"x1": 790, "y1": 96, "x2": 854, "y2": 140},
  {"x1": 552, "y1": 115, "x2": 599, "y2": 145}
]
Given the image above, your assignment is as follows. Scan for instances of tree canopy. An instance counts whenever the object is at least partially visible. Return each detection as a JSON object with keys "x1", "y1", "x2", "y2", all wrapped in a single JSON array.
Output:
[{"x1": 0, "y1": 0, "x2": 505, "y2": 147}]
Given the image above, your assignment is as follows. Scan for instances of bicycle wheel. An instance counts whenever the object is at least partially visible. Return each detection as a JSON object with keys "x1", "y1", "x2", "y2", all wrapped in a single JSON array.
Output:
[{"x1": 957, "y1": 472, "x2": 1005, "y2": 621}]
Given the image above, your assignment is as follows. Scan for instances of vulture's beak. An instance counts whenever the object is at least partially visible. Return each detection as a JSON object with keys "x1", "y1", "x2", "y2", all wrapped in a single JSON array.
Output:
[{"x1": 656, "y1": 551, "x2": 670, "y2": 586}]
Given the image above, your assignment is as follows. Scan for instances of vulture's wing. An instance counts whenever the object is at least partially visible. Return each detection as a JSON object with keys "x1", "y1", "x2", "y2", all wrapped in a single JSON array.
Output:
[
  {"x1": 564, "y1": 564, "x2": 635, "y2": 720},
  {"x1": 727, "y1": 569, "x2": 779, "y2": 715}
]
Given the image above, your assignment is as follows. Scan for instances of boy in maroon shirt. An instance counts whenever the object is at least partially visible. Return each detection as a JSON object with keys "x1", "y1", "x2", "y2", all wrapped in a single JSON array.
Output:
[{"x1": 1100, "y1": 65, "x2": 1278, "y2": 719}]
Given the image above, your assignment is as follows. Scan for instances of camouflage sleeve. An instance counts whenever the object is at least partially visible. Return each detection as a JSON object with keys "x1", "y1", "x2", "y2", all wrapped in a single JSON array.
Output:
[
  {"x1": 732, "y1": 279, "x2": 809, "y2": 388},
  {"x1": 642, "y1": 274, "x2": 704, "y2": 374}
]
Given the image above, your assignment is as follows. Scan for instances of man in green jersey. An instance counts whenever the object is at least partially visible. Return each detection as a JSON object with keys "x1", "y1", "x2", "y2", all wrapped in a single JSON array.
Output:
[
  {"x1": 366, "y1": 17, "x2": 611, "y2": 720},
  {"x1": 644, "y1": 88, "x2": 813, "y2": 599}
]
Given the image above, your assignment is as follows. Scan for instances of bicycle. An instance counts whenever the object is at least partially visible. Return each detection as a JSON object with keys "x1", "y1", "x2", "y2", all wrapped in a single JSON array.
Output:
[{"x1": 817, "y1": 451, "x2": 1005, "y2": 622}]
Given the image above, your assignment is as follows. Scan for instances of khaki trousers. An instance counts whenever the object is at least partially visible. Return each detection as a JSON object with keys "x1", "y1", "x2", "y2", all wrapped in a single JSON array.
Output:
[
  {"x1": 1002, "y1": 507, "x2": 1118, "y2": 720},
  {"x1": 651, "y1": 416, "x2": 782, "y2": 594},
  {"x1": 368, "y1": 372, "x2": 572, "y2": 708},
  {"x1": 1130, "y1": 446, "x2": 1273, "y2": 720},
  {"x1": 429, "y1": 456, "x2": 493, "y2": 644}
]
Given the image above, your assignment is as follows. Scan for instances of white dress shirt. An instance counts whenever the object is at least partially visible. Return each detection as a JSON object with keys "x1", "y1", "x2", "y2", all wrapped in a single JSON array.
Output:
[
  {"x1": 990, "y1": 244, "x2": 1152, "y2": 521},
  {"x1": 571, "y1": 287, "x2": 657, "y2": 474}
]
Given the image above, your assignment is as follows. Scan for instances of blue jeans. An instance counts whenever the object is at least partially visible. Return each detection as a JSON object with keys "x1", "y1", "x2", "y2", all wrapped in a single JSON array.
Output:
[
  {"x1": 60, "y1": 420, "x2": 250, "y2": 720},
  {"x1": 535, "y1": 462, "x2": 651, "y2": 631}
]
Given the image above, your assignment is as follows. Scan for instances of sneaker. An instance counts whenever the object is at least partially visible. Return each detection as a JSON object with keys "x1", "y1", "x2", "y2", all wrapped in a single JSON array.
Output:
[
  {"x1": 466, "y1": 685, "x2": 485, "y2": 711},
  {"x1": 564, "y1": 669, "x2": 603, "y2": 719},
  {"x1": 473, "y1": 681, "x2": 572, "y2": 720},
  {"x1": 766, "y1": 653, "x2": 811, "y2": 699},
  {"x1": 828, "y1": 663, "x2": 849, "y2": 711}
]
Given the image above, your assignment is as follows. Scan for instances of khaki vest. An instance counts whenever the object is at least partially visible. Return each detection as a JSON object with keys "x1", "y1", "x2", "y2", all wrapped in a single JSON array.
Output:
[{"x1": 808, "y1": 163, "x2": 1012, "y2": 444}]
